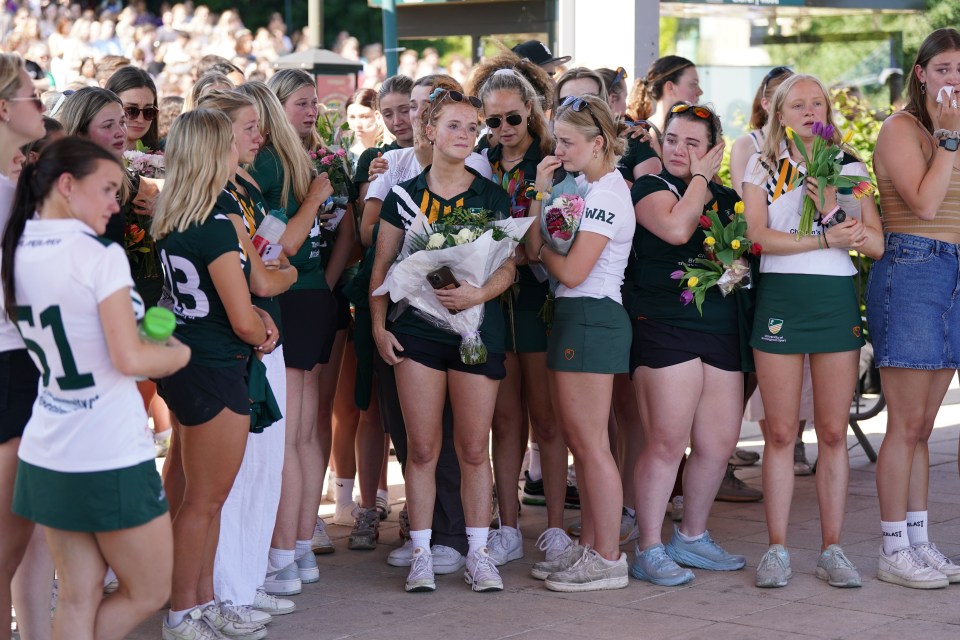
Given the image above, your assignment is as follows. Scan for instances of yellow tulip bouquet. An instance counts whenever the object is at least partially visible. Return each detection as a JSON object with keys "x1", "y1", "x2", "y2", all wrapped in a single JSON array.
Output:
[{"x1": 672, "y1": 201, "x2": 760, "y2": 315}]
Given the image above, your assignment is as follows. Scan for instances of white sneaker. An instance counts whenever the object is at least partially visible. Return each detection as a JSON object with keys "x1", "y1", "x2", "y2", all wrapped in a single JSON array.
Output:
[
  {"x1": 332, "y1": 502, "x2": 359, "y2": 526},
  {"x1": 263, "y1": 561, "x2": 301, "y2": 596},
  {"x1": 202, "y1": 603, "x2": 267, "y2": 640},
  {"x1": 545, "y1": 548, "x2": 629, "y2": 593},
  {"x1": 253, "y1": 588, "x2": 295, "y2": 616},
  {"x1": 162, "y1": 608, "x2": 222, "y2": 640},
  {"x1": 912, "y1": 542, "x2": 960, "y2": 584},
  {"x1": 311, "y1": 517, "x2": 334, "y2": 555},
  {"x1": 220, "y1": 601, "x2": 272, "y2": 627},
  {"x1": 464, "y1": 547, "x2": 504, "y2": 592},
  {"x1": 486, "y1": 527, "x2": 524, "y2": 566},
  {"x1": 431, "y1": 544, "x2": 466, "y2": 575},
  {"x1": 405, "y1": 547, "x2": 436, "y2": 592},
  {"x1": 619, "y1": 510, "x2": 638, "y2": 545},
  {"x1": 536, "y1": 527, "x2": 573, "y2": 562},
  {"x1": 671, "y1": 495, "x2": 684, "y2": 523},
  {"x1": 387, "y1": 539, "x2": 414, "y2": 567},
  {"x1": 878, "y1": 547, "x2": 949, "y2": 589}
]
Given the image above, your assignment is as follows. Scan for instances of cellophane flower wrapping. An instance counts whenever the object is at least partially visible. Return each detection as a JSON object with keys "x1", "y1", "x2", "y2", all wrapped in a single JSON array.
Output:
[
  {"x1": 539, "y1": 172, "x2": 588, "y2": 256},
  {"x1": 123, "y1": 149, "x2": 165, "y2": 179},
  {"x1": 372, "y1": 200, "x2": 533, "y2": 365}
]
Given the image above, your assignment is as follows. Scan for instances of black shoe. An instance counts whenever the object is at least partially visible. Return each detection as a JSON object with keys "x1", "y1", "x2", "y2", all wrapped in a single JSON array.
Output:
[
  {"x1": 564, "y1": 481, "x2": 581, "y2": 509},
  {"x1": 521, "y1": 471, "x2": 546, "y2": 506}
]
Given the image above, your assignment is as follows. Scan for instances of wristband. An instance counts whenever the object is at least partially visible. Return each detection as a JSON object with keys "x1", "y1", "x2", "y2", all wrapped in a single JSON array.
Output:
[
  {"x1": 525, "y1": 186, "x2": 551, "y2": 201},
  {"x1": 692, "y1": 173, "x2": 709, "y2": 186}
]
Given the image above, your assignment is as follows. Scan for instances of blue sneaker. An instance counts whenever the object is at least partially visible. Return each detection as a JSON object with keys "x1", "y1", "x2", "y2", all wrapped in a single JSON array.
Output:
[
  {"x1": 665, "y1": 525, "x2": 745, "y2": 571},
  {"x1": 630, "y1": 543, "x2": 694, "y2": 586}
]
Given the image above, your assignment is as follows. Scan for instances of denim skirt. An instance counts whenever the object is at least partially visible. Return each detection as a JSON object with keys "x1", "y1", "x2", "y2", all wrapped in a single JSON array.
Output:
[{"x1": 866, "y1": 233, "x2": 960, "y2": 370}]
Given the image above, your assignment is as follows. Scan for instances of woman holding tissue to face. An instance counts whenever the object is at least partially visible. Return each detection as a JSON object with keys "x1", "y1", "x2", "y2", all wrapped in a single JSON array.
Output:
[{"x1": 867, "y1": 27, "x2": 960, "y2": 590}]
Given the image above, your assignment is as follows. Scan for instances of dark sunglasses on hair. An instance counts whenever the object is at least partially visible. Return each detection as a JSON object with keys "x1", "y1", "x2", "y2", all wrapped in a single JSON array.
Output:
[
  {"x1": 428, "y1": 88, "x2": 482, "y2": 109},
  {"x1": 9, "y1": 93, "x2": 43, "y2": 111},
  {"x1": 485, "y1": 113, "x2": 523, "y2": 129},
  {"x1": 559, "y1": 95, "x2": 603, "y2": 132},
  {"x1": 612, "y1": 66, "x2": 627, "y2": 87},
  {"x1": 671, "y1": 103, "x2": 712, "y2": 119},
  {"x1": 761, "y1": 66, "x2": 792, "y2": 95},
  {"x1": 123, "y1": 105, "x2": 159, "y2": 121}
]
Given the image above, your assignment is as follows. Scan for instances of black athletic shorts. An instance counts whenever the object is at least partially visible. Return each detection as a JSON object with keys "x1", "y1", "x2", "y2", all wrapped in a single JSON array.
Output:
[
  {"x1": 279, "y1": 288, "x2": 339, "y2": 370},
  {"x1": 0, "y1": 349, "x2": 39, "y2": 444},
  {"x1": 158, "y1": 360, "x2": 249, "y2": 426},
  {"x1": 630, "y1": 318, "x2": 740, "y2": 375},
  {"x1": 394, "y1": 333, "x2": 506, "y2": 380}
]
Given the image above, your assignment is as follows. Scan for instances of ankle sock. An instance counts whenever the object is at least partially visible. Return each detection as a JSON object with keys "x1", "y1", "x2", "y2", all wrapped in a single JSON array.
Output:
[
  {"x1": 167, "y1": 608, "x2": 192, "y2": 627},
  {"x1": 906, "y1": 511, "x2": 929, "y2": 545},
  {"x1": 268, "y1": 547, "x2": 295, "y2": 569},
  {"x1": 881, "y1": 520, "x2": 910, "y2": 555},
  {"x1": 377, "y1": 488, "x2": 389, "y2": 501},
  {"x1": 677, "y1": 528, "x2": 705, "y2": 543},
  {"x1": 623, "y1": 506, "x2": 636, "y2": 519},
  {"x1": 466, "y1": 526, "x2": 489, "y2": 554},
  {"x1": 410, "y1": 529, "x2": 432, "y2": 552},
  {"x1": 335, "y1": 477, "x2": 355, "y2": 509},
  {"x1": 295, "y1": 539, "x2": 312, "y2": 559},
  {"x1": 528, "y1": 443, "x2": 542, "y2": 481}
]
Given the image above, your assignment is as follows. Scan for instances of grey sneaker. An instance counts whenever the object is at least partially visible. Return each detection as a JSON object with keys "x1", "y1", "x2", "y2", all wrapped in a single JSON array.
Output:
[
  {"x1": 202, "y1": 603, "x2": 267, "y2": 640},
  {"x1": 295, "y1": 548, "x2": 319, "y2": 583},
  {"x1": 535, "y1": 527, "x2": 573, "y2": 562},
  {"x1": 348, "y1": 507, "x2": 380, "y2": 550},
  {"x1": 376, "y1": 494, "x2": 391, "y2": 520},
  {"x1": 665, "y1": 526, "x2": 745, "y2": 571},
  {"x1": 878, "y1": 546, "x2": 949, "y2": 589},
  {"x1": 464, "y1": 547, "x2": 504, "y2": 592},
  {"x1": 531, "y1": 542, "x2": 585, "y2": 580},
  {"x1": 405, "y1": 546, "x2": 436, "y2": 593},
  {"x1": 486, "y1": 526, "x2": 523, "y2": 566},
  {"x1": 913, "y1": 542, "x2": 960, "y2": 584},
  {"x1": 756, "y1": 544, "x2": 792, "y2": 588},
  {"x1": 794, "y1": 439, "x2": 814, "y2": 476},
  {"x1": 815, "y1": 544, "x2": 861, "y2": 588},
  {"x1": 545, "y1": 548, "x2": 629, "y2": 592},
  {"x1": 630, "y1": 543, "x2": 694, "y2": 586},
  {"x1": 311, "y1": 517, "x2": 334, "y2": 555},
  {"x1": 431, "y1": 544, "x2": 466, "y2": 575},
  {"x1": 387, "y1": 539, "x2": 414, "y2": 567},
  {"x1": 263, "y1": 561, "x2": 301, "y2": 596}
]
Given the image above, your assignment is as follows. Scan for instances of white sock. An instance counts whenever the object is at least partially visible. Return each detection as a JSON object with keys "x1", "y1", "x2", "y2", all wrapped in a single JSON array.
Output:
[
  {"x1": 906, "y1": 511, "x2": 929, "y2": 545},
  {"x1": 103, "y1": 567, "x2": 117, "y2": 586},
  {"x1": 295, "y1": 539, "x2": 312, "y2": 559},
  {"x1": 881, "y1": 520, "x2": 910, "y2": 555},
  {"x1": 410, "y1": 529, "x2": 432, "y2": 552},
  {"x1": 269, "y1": 547, "x2": 295, "y2": 569},
  {"x1": 623, "y1": 506, "x2": 636, "y2": 519},
  {"x1": 677, "y1": 528, "x2": 704, "y2": 543},
  {"x1": 153, "y1": 428, "x2": 172, "y2": 442},
  {"x1": 377, "y1": 488, "x2": 389, "y2": 501},
  {"x1": 528, "y1": 443, "x2": 542, "y2": 481},
  {"x1": 167, "y1": 607, "x2": 193, "y2": 627},
  {"x1": 466, "y1": 526, "x2": 488, "y2": 554},
  {"x1": 335, "y1": 477, "x2": 355, "y2": 508}
]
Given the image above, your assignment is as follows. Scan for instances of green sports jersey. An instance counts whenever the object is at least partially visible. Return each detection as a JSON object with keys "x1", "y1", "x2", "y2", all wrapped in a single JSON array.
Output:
[
  {"x1": 157, "y1": 207, "x2": 252, "y2": 367},
  {"x1": 626, "y1": 170, "x2": 740, "y2": 334},
  {"x1": 217, "y1": 174, "x2": 283, "y2": 345},
  {"x1": 249, "y1": 145, "x2": 329, "y2": 291},
  {"x1": 617, "y1": 135, "x2": 658, "y2": 182},
  {"x1": 379, "y1": 166, "x2": 511, "y2": 353}
]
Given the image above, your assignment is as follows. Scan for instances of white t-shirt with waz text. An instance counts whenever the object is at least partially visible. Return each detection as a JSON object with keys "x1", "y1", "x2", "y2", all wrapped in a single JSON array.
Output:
[
  {"x1": 15, "y1": 219, "x2": 154, "y2": 473},
  {"x1": 556, "y1": 169, "x2": 636, "y2": 303}
]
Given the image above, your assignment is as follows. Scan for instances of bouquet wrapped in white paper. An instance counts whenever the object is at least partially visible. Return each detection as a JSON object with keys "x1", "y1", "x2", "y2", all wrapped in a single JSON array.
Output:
[{"x1": 372, "y1": 186, "x2": 533, "y2": 364}]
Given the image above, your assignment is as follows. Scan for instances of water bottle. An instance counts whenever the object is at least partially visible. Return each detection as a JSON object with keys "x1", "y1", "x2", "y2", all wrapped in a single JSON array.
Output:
[
  {"x1": 252, "y1": 209, "x2": 288, "y2": 256},
  {"x1": 136, "y1": 307, "x2": 176, "y2": 380}
]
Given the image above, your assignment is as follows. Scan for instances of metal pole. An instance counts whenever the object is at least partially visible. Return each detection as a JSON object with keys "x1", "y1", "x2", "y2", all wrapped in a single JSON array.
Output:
[
  {"x1": 308, "y1": 0, "x2": 323, "y2": 48},
  {"x1": 383, "y1": 0, "x2": 398, "y2": 76},
  {"x1": 284, "y1": 0, "x2": 292, "y2": 39}
]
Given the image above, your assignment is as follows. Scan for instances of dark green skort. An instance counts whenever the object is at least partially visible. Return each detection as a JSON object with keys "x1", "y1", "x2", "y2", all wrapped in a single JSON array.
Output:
[{"x1": 547, "y1": 296, "x2": 631, "y2": 373}]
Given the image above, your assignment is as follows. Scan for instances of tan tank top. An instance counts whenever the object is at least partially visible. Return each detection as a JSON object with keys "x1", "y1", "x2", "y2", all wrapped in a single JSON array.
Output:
[{"x1": 878, "y1": 111, "x2": 960, "y2": 235}]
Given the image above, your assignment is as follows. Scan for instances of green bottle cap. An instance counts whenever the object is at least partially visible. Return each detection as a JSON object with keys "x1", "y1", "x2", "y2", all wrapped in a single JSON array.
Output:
[
  {"x1": 268, "y1": 209, "x2": 288, "y2": 224},
  {"x1": 142, "y1": 307, "x2": 176, "y2": 342}
]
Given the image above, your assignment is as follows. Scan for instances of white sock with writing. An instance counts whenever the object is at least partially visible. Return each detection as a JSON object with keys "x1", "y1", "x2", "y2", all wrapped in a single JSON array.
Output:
[
  {"x1": 335, "y1": 477, "x2": 355, "y2": 509},
  {"x1": 466, "y1": 527, "x2": 489, "y2": 554},
  {"x1": 881, "y1": 520, "x2": 910, "y2": 555},
  {"x1": 410, "y1": 529, "x2": 432, "y2": 553},
  {"x1": 906, "y1": 511, "x2": 929, "y2": 545}
]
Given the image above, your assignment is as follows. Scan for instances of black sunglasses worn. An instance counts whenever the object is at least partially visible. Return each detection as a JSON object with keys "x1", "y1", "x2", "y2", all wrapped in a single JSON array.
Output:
[
  {"x1": 124, "y1": 105, "x2": 158, "y2": 121},
  {"x1": 560, "y1": 95, "x2": 603, "y2": 132},
  {"x1": 485, "y1": 113, "x2": 523, "y2": 129}
]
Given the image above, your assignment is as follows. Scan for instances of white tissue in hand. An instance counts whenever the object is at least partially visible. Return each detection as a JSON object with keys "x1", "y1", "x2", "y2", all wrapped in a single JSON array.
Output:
[{"x1": 937, "y1": 85, "x2": 955, "y2": 104}]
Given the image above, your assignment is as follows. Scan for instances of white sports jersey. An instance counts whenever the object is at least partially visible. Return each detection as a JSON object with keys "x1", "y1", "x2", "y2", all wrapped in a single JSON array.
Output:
[
  {"x1": 365, "y1": 147, "x2": 493, "y2": 202},
  {"x1": 0, "y1": 174, "x2": 26, "y2": 353},
  {"x1": 14, "y1": 218, "x2": 153, "y2": 472},
  {"x1": 556, "y1": 169, "x2": 636, "y2": 303}
]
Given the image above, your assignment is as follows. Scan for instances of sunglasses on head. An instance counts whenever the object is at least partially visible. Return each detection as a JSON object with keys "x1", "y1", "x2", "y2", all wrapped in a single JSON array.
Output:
[
  {"x1": 671, "y1": 103, "x2": 712, "y2": 119},
  {"x1": 761, "y1": 66, "x2": 792, "y2": 95},
  {"x1": 560, "y1": 95, "x2": 603, "y2": 132},
  {"x1": 612, "y1": 66, "x2": 627, "y2": 87},
  {"x1": 485, "y1": 113, "x2": 523, "y2": 129},
  {"x1": 123, "y1": 105, "x2": 158, "y2": 121},
  {"x1": 428, "y1": 88, "x2": 482, "y2": 113},
  {"x1": 9, "y1": 93, "x2": 43, "y2": 111}
]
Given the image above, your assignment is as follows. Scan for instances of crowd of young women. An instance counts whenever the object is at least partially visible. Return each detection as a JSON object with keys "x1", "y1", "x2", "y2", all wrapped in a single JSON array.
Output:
[{"x1": 3, "y1": 24, "x2": 960, "y2": 639}]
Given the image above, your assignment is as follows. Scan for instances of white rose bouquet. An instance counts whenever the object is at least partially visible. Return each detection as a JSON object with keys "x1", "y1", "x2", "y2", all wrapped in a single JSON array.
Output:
[{"x1": 373, "y1": 186, "x2": 533, "y2": 364}]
